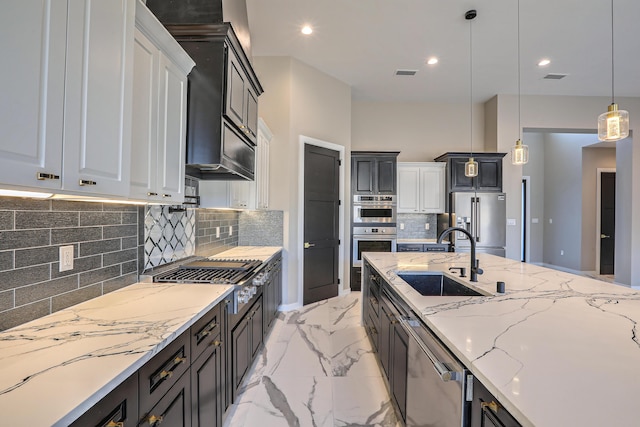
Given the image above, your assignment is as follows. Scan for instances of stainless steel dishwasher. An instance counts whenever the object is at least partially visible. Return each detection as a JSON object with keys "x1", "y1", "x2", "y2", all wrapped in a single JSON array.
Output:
[{"x1": 398, "y1": 315, "x2": 472, "y2": 427}]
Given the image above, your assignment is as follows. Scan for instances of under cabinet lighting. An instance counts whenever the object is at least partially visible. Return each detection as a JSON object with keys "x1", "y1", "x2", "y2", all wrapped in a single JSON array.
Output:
[{"x1": 0, "y1": 188, "x2": 53, "y2": 198}]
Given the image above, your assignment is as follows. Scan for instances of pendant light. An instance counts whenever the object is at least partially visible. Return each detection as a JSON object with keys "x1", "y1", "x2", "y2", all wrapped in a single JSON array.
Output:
[
  {"x1": 597, "y1": 0, "x2": 629, "y2": 142},
  {"x1": 465, "y1": 9, "x2": 478, "y2": 178},
  {"x1": 511, "y1": 0, "x2": 529, "y2": 165}
]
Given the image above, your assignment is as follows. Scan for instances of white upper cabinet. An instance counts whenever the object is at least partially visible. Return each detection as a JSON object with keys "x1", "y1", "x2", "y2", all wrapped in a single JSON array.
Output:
[
  {"x1": 64, "y1": 0, "x2": 135, "y2": 196},
  {"x1": 398, "y1": 162, "x2": 446, "y2": 214},
  {"x1": 0, "y1": 1, "x2": 67, "y2": 191},
  {"x1": 0, "y1": 0, "x2": 136, "y2": 197},
  {"x1": 130, "y1": 1, "x2": 194, "y2": 203}
]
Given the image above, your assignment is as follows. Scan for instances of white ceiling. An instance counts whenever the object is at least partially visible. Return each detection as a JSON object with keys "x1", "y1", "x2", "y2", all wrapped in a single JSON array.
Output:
[{"x1": 245, "y1": 0, "x2": 640, "y2": 103}]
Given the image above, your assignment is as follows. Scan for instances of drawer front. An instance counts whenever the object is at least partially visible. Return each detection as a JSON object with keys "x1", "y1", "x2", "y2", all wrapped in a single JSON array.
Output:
[
  {"x1": 70, "y1": 373, "x2": 138, "y2": 427},
  {"x1": 139, "y1": 330, "x2": 191, "y2": 415},
  {"x1": 397, "y1": 243, "x2": 424, "y2": 252},
  {"x1": 191, "y1": 302, "x2": 223, "y2": 360},
  {"x1": 138, "y1": 369, "x2": 191, "y2": 427}
]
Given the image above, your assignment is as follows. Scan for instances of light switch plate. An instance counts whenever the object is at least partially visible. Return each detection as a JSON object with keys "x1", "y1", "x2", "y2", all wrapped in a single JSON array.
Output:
[{"x1": 507, "y1": 218, "x2": 517, "y2": 226}]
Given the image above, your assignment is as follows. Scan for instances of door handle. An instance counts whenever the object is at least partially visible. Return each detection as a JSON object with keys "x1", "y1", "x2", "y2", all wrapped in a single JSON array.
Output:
[
  {"x1": 304, "y1": 242, "x2": 316, "y2": 249},
  {"x1": 601, "y1": 234, "x2": 611, "y2": 239}
]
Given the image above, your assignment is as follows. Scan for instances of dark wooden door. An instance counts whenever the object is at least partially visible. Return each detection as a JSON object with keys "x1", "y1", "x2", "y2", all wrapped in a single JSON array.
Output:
[
  {"x1": 600, "y1": 172, "x2": 615, "y2": 275},
  {"x1": 303, "y1": 144, "x2": 340, "y2": 305}
]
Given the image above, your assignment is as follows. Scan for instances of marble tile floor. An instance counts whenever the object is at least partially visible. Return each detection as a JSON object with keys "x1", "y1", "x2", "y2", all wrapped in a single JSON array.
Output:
[{"x1": 223, "y1": 292, "x2": 401, "y2": 427}]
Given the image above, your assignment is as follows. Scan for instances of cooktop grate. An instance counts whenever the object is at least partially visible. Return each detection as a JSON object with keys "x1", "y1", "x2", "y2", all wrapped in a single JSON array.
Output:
[{"x1": 153, "y1": 259, "x2": 262, "y2": 284}]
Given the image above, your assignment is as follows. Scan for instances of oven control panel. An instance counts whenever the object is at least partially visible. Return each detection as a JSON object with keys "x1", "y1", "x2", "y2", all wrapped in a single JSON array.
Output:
[{"x1": 353, "y1": 226, "x2": 397, "y2": 235}]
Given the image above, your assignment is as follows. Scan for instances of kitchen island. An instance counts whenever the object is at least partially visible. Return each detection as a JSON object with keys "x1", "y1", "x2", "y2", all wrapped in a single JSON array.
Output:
[{"x1": 363, "y1": 251, "x2": 640, "y2": 426}]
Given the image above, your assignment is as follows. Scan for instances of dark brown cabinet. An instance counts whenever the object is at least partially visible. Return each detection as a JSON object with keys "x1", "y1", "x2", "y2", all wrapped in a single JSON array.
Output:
[
  {"x1": 231, "y1": 295, "x2": 263, "y2": 402},
  {"x1": 69, "y1": 373, "x2": 138, "y2": 427},
  {"x1": 390, "y1": 322, "x2": 408, "y2": 423},
  {"x1": 351, "y1": 152, "x2": 399, "y2": 195},
  {"x1": 139, "y1": 370, "x2": 191, "y2": 427},
  {"x1": 191, "y1": 301, "x2": 225, "y2": 427},
  {"x1": 263, "y1": 255, "x2": 282, "y2": 332},
  {"x1": 363, "y1": 260, "x2": 411, "y2": 423},
  {"x1": 191, "y1": 339, "x2": 224, "y2": 427},
  {"x1": 435, "y1": 152, "x2": 506, "y2": 193},
  {"x1": 471, "y1": 377, "x2": 522, "y2": 427}
]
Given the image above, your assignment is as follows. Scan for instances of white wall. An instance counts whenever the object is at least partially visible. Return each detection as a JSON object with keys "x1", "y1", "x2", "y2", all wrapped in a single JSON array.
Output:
[
  {"x1": 253, "y1": 56, "x2": 352, "y2": 306},
  {"x1": 491, "y1": 94, "x2": 640, "y2": 286},
  {"x1": 352, "y1": 101, "x2": 486, "y2": 161},
  {"x1": 522, "y1": 132, "x2": 545, "y2": 263}
]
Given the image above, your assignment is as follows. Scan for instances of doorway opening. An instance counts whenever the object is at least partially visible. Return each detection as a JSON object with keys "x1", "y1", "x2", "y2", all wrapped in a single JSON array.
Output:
[
  {"x1": 521, "y1": 176, "x2": 530, "y2": 263},
  {"x1": 596, "y1": 168, "x2": 616, "y2": 276}
]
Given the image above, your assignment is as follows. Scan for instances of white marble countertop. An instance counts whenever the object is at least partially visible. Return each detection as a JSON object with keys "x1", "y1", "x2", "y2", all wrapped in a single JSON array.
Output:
[
  {"x1": 363, "y1": 252, "x2": 640, "y2": 427},
  {"x1": 0, "y1": 282, "x2": 234, "y2": 426}
]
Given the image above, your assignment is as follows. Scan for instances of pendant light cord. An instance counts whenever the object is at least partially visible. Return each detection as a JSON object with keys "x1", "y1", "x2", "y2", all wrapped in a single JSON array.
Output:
[
  {"x1": 469, "y1": 14, "x2": 473, "y2": 158},
  {"x1": 611, "y1": 0, "x2": 615, "y2": 104},
  {"x1": 517, "y1": 0, "x2": 521, "y2": 140}
]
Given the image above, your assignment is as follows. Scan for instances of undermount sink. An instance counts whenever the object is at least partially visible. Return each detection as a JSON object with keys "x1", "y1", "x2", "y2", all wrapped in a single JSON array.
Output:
[{"x1": 397, "y1": 272, "x2": 484, "y2": 296}]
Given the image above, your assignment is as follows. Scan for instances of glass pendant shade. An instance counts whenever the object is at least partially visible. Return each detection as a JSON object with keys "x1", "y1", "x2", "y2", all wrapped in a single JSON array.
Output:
[
  {"x1": 598, "y1": 103, "x2": 629, "y2": 141},
  {"x1": 465, "y1": 157, "x2": 478, "y2": 177},
  {"x1": 511, "y1": 139, "x2": 529, "y2": 165}
]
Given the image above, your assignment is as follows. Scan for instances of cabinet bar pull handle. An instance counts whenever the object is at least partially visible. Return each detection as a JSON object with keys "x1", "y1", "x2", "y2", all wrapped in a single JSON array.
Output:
[
  {"x1": 162, "y1": 194, "x2": 171, "y2": 198},
  {"x1": 209, "y1": 339, "x2": 222, "y2": 347},
  {"x1": 106, "y1": 422, "x2": 124, "y2": 427},
  {"x1": 145, "y1": 414, "x2": 164, "y2": 426},
  {"x1": 158, "y1": 369, "x2": 173, "y2": 380},
  {"x1": 173, "y1": 355, "x2": 187, "y2": 365},
  {"x1": 147, "y1": 192, "x2": 158, "y2": 196},
  {"x1": 79, "y1": 179, "x2": 97, "y2": 186},
  {"x1": 36, "y1": 172, "x2": 60, "y2": 180},
  {"x1": 481, "y1": 401, "x2": 501, "y2": 413}
]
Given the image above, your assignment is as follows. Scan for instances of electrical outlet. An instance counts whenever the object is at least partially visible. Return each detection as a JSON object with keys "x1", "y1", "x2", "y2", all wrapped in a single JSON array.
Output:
[
  {"x1": 560, "y1": 250, "x2": 564, "y2": 256},
  {"x1": 425, "y1": 223, "x2": 430, "y2": 230},
  {"x1": 229, "y1": 225, "x2": 233, "y2": 236},
  {"x1": 400, "y1": 223, "x2": 405, "y2": 230},
  {"x1": 59, "y1": 245, "x2": 74, "y2": 272},
  {"x1": 216, "y1": 227, "x2": 220, "y2": 238}
]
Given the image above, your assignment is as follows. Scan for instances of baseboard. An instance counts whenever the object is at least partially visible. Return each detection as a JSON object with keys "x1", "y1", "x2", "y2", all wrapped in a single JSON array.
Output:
[
  {"x1": 278, "y1": 301, "x2": 302, "y2": 312},
  {"x1": 339, "y1": 288, "x2": 352, "y2": 296}
]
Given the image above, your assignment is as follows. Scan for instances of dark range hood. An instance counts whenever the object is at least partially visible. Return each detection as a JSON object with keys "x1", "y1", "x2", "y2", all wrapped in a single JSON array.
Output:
[{"x1": 146, "y1": 0, "x2": 262, "y2": 181}]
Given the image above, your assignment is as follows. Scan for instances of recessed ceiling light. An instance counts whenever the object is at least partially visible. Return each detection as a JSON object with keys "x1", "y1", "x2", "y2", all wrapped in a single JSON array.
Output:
[
  {"x1": 426, "y1": 57, "x2": 438, "y2": 65},
  {"x1": 538, "y1": 59, "x2": 551, "y2": 67},
  {"x1": 301, "y1": 25, "x2": 313, "y2": 35}
]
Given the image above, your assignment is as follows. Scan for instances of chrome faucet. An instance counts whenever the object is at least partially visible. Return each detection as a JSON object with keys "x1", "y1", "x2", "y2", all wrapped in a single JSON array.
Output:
[{"x1": 438, "y1": 227, "x2": 483, "y2": 282}]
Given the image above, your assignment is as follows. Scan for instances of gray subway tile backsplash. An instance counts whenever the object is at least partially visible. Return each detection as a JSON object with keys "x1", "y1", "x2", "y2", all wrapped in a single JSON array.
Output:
[
  {"x1": 0, "y1": 197, "x2": 139, "y2": 332},
  {"x1": 0, "y1": 229, "x2": 50, "y2": 250},
  {"x1": 1, "y1": 194, "x2": 285, "y2": 332}
]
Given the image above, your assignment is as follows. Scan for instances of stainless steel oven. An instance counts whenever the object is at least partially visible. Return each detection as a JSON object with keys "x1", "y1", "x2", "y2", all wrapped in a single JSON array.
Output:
[
  {"x1": 353, "y1": 195, "x2": 396, "y2": 223},
  {"x1": 352, "y1": 226, "x2": 397, "y2": 266}
]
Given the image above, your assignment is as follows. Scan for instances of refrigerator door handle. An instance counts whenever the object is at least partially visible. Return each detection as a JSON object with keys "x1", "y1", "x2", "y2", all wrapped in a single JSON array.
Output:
[{"x1": 475, "y1": 197, "x2": 481, "y2": 242}]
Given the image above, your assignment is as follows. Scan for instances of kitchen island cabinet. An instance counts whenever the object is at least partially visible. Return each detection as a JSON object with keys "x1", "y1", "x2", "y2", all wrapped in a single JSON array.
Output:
[{"x1": 363, "y1": 251, "x2": 640, "y2": 427}]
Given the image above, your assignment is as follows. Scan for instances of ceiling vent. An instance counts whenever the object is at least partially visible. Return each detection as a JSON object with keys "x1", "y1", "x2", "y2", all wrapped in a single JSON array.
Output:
[
  {"x1": 395, "y1": 69, "x2": 418, "y2": 76},
  {"x1": 543, "y1": 73, "x2": 568, "y2": 80}
]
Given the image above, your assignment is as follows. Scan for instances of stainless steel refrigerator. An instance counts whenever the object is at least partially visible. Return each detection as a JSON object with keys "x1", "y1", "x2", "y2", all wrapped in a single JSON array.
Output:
[{"x1": 449, "y1": 192, "x2": 506, "y2": 257}]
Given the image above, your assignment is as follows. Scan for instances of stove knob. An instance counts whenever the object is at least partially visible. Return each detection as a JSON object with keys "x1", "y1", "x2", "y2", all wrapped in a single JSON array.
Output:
[{"x1": 250, "y1": 285, "x2": 257, "y2": 295}]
